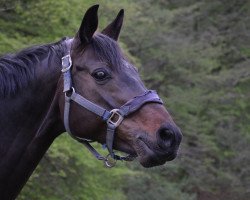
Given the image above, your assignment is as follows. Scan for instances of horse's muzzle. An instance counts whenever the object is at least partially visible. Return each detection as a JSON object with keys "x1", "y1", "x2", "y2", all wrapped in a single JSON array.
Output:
[{"x1": 135, "y1": 122, "x2": 182, "y2": 168}]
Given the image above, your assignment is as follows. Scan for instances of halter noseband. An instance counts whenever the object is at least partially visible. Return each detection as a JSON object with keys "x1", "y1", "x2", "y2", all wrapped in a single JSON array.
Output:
[{"x1": 61, "y1": 54, "x2": 163, "y2": 167}]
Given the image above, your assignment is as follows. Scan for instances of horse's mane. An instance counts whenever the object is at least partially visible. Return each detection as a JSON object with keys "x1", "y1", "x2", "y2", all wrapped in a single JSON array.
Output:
[
  {"x1": 0, "y1": 34, "x2": 123, "y2": 98},
  {"x1": 0, "y1": 38, "x2": 66, "y2": 98}
]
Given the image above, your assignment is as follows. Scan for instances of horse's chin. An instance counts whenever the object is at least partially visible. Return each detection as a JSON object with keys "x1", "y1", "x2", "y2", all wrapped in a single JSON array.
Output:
[
  {"x1": 134, "y1": 138, "x2": 177, "y2": 168},
  {"x1": 113, "y1": 136, "x2": 178, "y2": 168}
]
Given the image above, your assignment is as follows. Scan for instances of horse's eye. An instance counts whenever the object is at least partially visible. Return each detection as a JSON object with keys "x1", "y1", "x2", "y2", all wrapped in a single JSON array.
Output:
[{"x1": 91, "y1": 69, "x2": 110, "y2": 81}]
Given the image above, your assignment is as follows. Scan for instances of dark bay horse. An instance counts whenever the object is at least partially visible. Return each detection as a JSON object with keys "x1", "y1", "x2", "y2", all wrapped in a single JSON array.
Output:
[{"x1": 0, "y1": 5, "x2": 182, "y2": 200}]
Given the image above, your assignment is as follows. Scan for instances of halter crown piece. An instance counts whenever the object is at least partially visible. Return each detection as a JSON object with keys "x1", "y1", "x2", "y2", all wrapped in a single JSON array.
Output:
[{"x1": 61, "y1": 53, "x2": 163, "y2": 167}]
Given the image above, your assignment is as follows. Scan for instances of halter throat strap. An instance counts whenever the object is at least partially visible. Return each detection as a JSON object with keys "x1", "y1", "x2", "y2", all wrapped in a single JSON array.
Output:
[{"x1": 61, "y1": 54, "x2": 163, "y2": 167}]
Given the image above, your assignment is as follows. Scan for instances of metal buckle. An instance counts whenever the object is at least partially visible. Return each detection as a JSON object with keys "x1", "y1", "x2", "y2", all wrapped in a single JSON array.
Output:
[
  {"x1": 61, "y1": 54, "x2": 72, "y2": 73},
  {"x1": 107, "y1": 109, "x2": 124, "y2": 128}
]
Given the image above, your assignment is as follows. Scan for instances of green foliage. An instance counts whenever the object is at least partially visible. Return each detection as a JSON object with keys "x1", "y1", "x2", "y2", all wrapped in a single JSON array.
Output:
[
  {"x1": 18, "y1": 135, "x2": 131, "y2": 200},
  {"x1": 125, "y1": 1, "x2": 250, "y2": 199},
  {"x1": 1, "y1": 0, "x2": 250, "y2": 199}
]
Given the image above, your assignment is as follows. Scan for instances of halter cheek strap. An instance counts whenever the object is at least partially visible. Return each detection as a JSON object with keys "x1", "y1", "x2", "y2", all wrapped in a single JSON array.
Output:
[{"x1": 61, "y1": 54, "x2": 163, "y2": 167}]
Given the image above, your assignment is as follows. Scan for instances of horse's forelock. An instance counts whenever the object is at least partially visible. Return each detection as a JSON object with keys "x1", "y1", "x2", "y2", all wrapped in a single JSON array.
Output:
[{"x1": 91, "y1": 33, "x2": 124, "y2": 70}]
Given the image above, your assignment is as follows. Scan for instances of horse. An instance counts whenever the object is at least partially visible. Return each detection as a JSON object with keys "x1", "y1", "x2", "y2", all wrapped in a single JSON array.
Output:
[{"x1": 0, "y1": 5, "x2": 182, "y2": 200}]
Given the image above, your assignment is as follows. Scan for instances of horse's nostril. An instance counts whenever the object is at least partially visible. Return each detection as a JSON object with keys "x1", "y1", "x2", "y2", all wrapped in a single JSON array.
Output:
[
  {"x1": 160, "y1": 129, "x2": 173, "y2": 141},
  {"x1": 159, "y1": 129, "x2": 174, "y2": 141},
  {"x1": 157, "y1": 127, "x2": 175, "y2": 149},
  {"x1": 157, "y1": 124, "x2": 182, "y2": 151}
]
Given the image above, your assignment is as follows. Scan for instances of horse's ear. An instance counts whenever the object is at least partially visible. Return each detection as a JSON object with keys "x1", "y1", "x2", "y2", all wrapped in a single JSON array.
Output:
[
  {"x1": 77, "y1": 5, "x2": 99, "y2": 44},
  {"x1": 102, "y1": 9, "x2": 124, "y2": 41}
]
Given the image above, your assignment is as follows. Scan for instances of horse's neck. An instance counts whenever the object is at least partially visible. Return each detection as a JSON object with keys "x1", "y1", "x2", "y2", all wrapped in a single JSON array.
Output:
[{"x1": 0, "y1": 50, "x2": 66, "y2": 200}]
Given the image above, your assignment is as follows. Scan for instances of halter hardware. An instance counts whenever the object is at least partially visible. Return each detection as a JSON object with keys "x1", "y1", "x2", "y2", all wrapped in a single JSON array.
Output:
[
  {"x1": 61, "y1": 53, "x2": 163, "y2": 167},
  {"x1": 107, "y1": 109, "x2": 124, "y2": 128},
  {"x1": 61, "y1": 54, "x2": 72, "y2": 72}
]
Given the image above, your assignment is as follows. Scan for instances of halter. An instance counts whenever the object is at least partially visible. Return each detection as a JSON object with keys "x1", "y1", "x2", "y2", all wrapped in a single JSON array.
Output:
[{"x1": 61, "y1": 54, "x2": 163, "y2": 167}]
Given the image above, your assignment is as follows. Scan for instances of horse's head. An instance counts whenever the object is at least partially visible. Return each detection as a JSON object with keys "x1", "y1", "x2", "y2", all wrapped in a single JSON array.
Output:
[{"x1": 59, "y1": 5, "x2": 182, "y2": 168}]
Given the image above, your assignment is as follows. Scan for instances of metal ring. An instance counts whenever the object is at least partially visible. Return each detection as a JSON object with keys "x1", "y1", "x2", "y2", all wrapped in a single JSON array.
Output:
[
  {"x1": 65, "y1": 87, "x2": 75, "y2": 98},
  {"x1": 104, "y1": 154, "x2": 117, "y2": 168}
]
